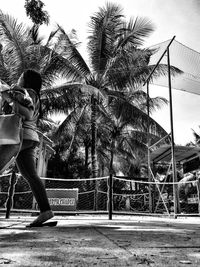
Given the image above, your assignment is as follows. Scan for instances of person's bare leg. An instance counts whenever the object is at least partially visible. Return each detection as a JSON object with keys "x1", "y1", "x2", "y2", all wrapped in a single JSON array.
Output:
[{"x1": 16, "y1": 141, "x2": 53, "y2": 226}]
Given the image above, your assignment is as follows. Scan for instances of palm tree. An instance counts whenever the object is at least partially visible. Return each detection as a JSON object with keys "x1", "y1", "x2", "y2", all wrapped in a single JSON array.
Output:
[
  {"x1": 24, "y1": 0, "x2": 50, "y2": 26},
  {"x1": 190, "y1": 129, "x2": 200, "y2": 146},
  {"x1": 0, "y1": 4, "x2": 181, "y2": 180},
  {"x1": 53, "y1": 2, "x2": 181, "y2": 177},
  {"x1": 0, "y1": 11, "x2": 96, "y2": 120},
  {"x1": 0, "y1": 9, "x2": 104, "y2": 180}
]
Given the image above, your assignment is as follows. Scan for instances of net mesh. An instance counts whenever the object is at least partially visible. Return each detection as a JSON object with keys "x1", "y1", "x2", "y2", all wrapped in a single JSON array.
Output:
[
  {"x1": 149, "y1": 39, "x2": 200, "y2": 95},
  {"x1": 1, "y1": 173, "x2": 199, "y2": 216}
]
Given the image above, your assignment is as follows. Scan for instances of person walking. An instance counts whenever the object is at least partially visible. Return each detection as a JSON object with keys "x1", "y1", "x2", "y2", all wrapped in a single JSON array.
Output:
[{"x1": 1, "y1": 69, "x2": 54, "y2": 227}]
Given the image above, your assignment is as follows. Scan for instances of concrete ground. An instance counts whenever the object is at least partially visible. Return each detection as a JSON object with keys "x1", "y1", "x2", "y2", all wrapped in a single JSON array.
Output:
[{"x1": 0, "y1": 214, "x2": 200, "y2": 266}]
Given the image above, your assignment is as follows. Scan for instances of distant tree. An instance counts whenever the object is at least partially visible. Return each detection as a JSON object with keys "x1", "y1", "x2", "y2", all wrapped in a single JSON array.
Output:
[
  {"x1": 189, "y1": 129, "x2": 200, "y2": 146},
  {"x1": 24, "y1": 0, "x2": 49, "y2": 25}
]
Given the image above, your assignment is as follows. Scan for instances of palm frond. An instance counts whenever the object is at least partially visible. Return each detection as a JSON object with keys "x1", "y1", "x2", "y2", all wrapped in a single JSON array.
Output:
[
  {"x1": 40, "y1": 47, "x2": 88, "y2": 85},
  {"x1": 38, "y1": 116, "x2": 58, "y2": 132},
  {"x1": 191, "y1": 129, "x2": 200, "y2": 145},
  {"x1": 87, "y1": 2, "x2": 124, "y2": 73},
  {"x1": 116, "y1": 17, "x2": 155, "y2": 49},
  {"x1": 105, "y1": 48, "x2": 152, "y2": 90},
  {"x1": 45, "y1": 28, "x2": 59, "y2": 47},
  {"x1": 0, "y1": 62, "x2": 10, "y2": 84},
  {"x1": 110, "y1": 98, "x2": 168, "y2": 137},
  {"x1": 120, "y1": 135, "x2": 147, "y2": 155},
  {"x1": 41, "y1": 82, "x2": 106, "y2": 112},
  {"x1": 29, "y1": 24, "x2": 43, "y2": 44},
  {"x1": 54, "y1": 105, "x2": 88, "y2": 137},
  {"x1": 148, "y1": 63, "x2": 183, "y2": 83},
  {"x1": 0, "y1": 11, "x2": 32, "y2": 80},
  {"x1": 53, "y1": 105, "x2": 90, "y2": 159},
  {"x1": 55, "y1": 25, "x2": 91, "y2": 77},
  {"x1": 127, "y1": 90, "x2": 168, "y2": 113}
]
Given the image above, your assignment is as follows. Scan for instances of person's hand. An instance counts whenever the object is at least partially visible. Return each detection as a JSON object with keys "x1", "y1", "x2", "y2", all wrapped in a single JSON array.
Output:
[
  {"x1": 0, "y1": 83, "x2": 10, "y2": 92},
  {"x1": 1, "y1": 91, "x2": 12, "y2": 103},
  {"x1": 10, "y1": 84, "x2": 22, "y2": 91}
]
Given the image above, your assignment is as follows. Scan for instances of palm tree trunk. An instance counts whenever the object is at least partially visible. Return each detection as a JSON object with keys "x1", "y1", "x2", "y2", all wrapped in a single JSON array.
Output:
[
  {"x1": 84, "y1": 143, "x2": 91, "y2": 195},
  {"x1": 91, "y1": 95, "x2": 98, "y2": 178},
  {"x1": 91, "y1": 95, "x2": 98, "y2": 210},
  {"x1": 109, "y1": 149, "x2": 114, "y2": 174},
  {"x1": 84, "y1": 142, "x2": 89, "y2": 177}
]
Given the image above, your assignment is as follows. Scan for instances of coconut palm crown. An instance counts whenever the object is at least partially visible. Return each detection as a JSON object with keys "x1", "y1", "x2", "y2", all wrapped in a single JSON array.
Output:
[{"x1": 52, "y1": 2, "x2": 182, "y2": 175}]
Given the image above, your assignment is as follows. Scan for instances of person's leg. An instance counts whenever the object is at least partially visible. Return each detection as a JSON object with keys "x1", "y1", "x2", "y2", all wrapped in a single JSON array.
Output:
[{"x1": 16, "y1": 140, "x2": 53, "y2": 224}]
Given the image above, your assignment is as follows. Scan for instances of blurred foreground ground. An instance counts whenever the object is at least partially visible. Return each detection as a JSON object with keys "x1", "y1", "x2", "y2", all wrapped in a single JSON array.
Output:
[{"x1": 1, "y1": 214, "x2": 200, "y2": 266}]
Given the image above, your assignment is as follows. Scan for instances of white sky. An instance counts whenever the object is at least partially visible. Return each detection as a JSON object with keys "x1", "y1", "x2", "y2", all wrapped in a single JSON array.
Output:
[{"x1": 1, "y1": 0, "x2": 200, "y2": 145}]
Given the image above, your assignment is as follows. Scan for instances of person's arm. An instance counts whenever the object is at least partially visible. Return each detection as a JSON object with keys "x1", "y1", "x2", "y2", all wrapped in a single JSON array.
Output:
[
  {"x1": 2, "y1": 89, "x2": 34, "y2": 120},
  {"x1": 13, "y1": 101, "x2": 34, "y2": 120}
]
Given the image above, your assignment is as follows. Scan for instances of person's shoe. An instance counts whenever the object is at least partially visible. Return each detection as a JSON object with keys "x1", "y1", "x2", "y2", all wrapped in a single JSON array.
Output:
[{"x1": 27, "y1": 210, "x2": 54, "y2": 227}]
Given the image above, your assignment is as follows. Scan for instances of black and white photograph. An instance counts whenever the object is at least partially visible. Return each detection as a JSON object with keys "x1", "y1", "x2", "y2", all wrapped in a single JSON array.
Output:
[{"x1": 0, "y1": 0, "x2": 200, "y2": 266}]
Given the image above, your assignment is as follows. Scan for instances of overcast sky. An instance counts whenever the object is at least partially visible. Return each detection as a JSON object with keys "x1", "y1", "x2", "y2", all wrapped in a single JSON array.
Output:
[{"x1": 1, "y1": 0, "x2": 200, "y2": 145}]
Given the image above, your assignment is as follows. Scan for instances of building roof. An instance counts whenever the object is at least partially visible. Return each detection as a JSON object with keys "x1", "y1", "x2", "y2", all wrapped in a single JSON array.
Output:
[{"x1": 150, "y1": 145, "x2": 200, "y2": 163}]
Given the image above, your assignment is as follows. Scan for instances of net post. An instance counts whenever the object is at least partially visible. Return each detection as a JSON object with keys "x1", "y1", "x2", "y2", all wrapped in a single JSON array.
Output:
[
  {"x1": 146, "y1": 81, "x2": 154, "y2": 213},
  {"x1": 143, "y1": 36, "x2": 176, "y2": 86},
  {"x1": 196, "y1": 179, "x2": 200, "y2": 214},
  {"x1": 108, "y1": 173, "x2": 113, "y2": 220},
  {"x1": 167, "y1": 46, "x2": 180, "y2": 218}
]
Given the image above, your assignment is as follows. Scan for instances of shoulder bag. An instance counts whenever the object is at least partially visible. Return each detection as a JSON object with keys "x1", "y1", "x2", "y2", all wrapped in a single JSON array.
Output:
[{"x1": 0, "y1": 113, "x2": 22, "y2": 145}]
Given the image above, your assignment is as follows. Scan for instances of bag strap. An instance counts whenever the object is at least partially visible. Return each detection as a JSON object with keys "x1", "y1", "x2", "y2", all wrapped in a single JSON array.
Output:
[
  {"x1": 0, "y1": 89, "x2": 14, "y2": 115},
  {"x1": 0, "y1": 94, "x2": 3, "y2": 114}
]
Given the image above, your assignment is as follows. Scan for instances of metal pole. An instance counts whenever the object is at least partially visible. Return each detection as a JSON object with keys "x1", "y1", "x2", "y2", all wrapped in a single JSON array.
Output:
[
  {"x1": 167, "y1": 47, "x2": 179, "y2": 217},
  {"x1": 144, "y1": 36, "x2": 176, "y2": 86},
  {"x1": 147, "y1": 81, "x2": 153, "y2": 213},
  {"x1": 108, "y1": 173, "x2": 113, "y2": 220},
  {"x1": 196, "y1": 179, "x2": 200, "y2": 214}
]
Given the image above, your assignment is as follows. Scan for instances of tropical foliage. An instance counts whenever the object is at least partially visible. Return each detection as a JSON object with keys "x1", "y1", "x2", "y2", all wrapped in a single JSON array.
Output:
[
  {"x1": 185, "y1": 128, "x2": 200, "y2": 150},
  {"x1": 0, "y1": 2, "x2": 182, "y2": 179},
  {"x1": 24, "y1": 0, "x2": 49, "y2": 25},
  {"x1": 50, "y1": 3, "x2": 181, "y2": 177}
]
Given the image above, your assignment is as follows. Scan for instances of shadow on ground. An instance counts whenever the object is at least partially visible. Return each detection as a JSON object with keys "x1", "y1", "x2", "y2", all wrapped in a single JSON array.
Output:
[{"x1": 0, "y1": 215, "x2": 200, "y2": 266}]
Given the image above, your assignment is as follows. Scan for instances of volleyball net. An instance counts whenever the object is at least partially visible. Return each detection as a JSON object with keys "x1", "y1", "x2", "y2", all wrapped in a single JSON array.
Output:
[{"x1": 149, "y1": 38, "x2": 200, "y2": 95}]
